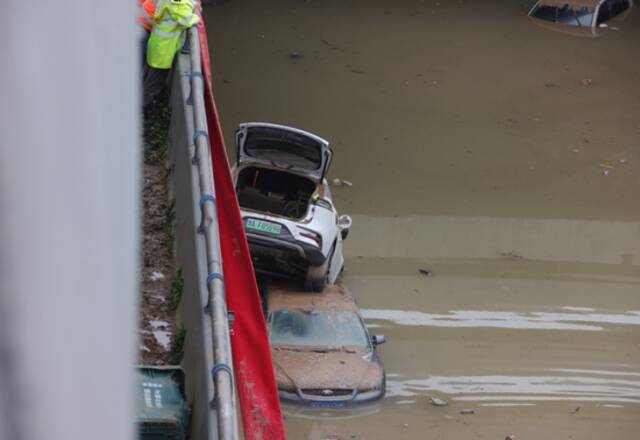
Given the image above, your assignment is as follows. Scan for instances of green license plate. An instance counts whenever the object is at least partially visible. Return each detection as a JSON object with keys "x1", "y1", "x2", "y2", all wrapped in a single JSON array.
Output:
[{"x1": 245, "y1": 218, "x2": 282, "y2": 235}]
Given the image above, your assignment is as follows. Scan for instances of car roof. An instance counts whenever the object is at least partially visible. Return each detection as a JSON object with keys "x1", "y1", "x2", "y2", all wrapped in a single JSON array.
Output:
[
  {"x1": 535, "y1": 0, "x2": 602, "y2": 8},
  {"x1": 267, "y1": 281, "x2": 360, "y2": 313}
]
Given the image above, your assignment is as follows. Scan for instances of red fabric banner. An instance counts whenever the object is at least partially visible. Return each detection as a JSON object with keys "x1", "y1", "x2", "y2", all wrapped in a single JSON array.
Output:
[{"x1": 197, "y1": 22, "x2": 287, "y2": 440}]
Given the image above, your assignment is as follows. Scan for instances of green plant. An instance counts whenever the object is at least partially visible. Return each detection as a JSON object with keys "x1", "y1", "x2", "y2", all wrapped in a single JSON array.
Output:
[
  {"x1": 169, "y1": 325, "x2": 186, "y2": 365},
  {"x1": 163, "y1": 197, "x2": 176, "y2": 255},
  {"x1": 169, "y1": 267, "x2": 184, "y2": 310}
]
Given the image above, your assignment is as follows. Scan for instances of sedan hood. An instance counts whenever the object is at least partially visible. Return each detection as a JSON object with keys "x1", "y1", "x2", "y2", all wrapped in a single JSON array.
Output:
[{"x1": 272, "y1": 349, "x2": 383, "y2": 391}]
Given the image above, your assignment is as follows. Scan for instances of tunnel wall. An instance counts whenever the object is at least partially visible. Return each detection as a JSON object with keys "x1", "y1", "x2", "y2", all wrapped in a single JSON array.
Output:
[{"x1": 168, "y1": 50, "x2": 218, "y2": 440}]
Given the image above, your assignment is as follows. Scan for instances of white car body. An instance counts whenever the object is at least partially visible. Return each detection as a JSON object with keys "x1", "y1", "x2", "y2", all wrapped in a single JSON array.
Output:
[{"x1": 232, "y1": 122, "x2": 352, "y2": 291}]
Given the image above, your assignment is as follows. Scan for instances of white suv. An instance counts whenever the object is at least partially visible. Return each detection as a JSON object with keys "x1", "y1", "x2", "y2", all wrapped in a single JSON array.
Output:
[{"x1": 232, "y1": 123, "x2": 352, "y2": 292}]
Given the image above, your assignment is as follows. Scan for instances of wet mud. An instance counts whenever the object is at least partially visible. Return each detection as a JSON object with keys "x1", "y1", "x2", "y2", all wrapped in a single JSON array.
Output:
[{"x1": 204, "y1": 1, "x2": 640, "y2": 438}]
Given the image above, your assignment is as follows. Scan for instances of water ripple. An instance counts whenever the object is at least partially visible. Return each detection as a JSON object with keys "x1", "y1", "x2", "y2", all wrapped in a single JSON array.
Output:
[
  {"x1": 361, "y1": 308, "x2": 640, "y2": 331},
  {"x1": 386, "y1": 371, "x2": 640, "y2": 404}
]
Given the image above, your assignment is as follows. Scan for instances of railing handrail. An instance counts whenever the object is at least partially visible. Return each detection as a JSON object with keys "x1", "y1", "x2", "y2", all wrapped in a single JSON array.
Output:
[{"x1": 186, "y1": 26, "x2": 239, "y2": 440}]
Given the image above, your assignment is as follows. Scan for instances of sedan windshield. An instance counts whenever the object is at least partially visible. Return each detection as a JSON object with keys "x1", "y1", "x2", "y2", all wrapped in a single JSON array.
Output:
[{"x1": 268, "y1": 309, "x2": 370, "y2": 349}]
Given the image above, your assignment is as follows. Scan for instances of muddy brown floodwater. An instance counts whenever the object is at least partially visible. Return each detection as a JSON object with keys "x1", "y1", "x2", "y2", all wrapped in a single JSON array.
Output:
[{"x1": 204, "y1": 1, "x2": 640, "y2": 438}]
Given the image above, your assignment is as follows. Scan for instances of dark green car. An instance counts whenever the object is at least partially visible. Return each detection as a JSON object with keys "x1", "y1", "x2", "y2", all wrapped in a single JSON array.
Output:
[{"x1": 137, "y1": 366, "x2": 190, "y2": 440}]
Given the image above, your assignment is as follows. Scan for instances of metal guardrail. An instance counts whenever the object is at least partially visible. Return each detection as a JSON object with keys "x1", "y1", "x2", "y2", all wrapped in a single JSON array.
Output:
[{"x1": 185, "y1": 26, "x2": 239, "y2": 440}]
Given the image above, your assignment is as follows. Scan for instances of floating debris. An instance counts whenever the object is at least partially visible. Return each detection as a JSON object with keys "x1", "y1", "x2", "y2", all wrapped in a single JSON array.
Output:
[
  {"x1": 581, "y1": 78, "x2": 593, "y2": 86},
  {"x1": 460, "y1": 409, "x2": 475, "y2": 415},
  {"x1": 498, "y1": 251, "x2": 524, "y2": 260},
  {"x1": 332, "y1": 178, "x2": 353, "y2": 187},
  {"x1": 573, "y1": 404, "x2": 583, "y2": 413},
  {"x1": 419, "y1": 268, "x2": 433, "y2": 277},
  {"x1": 289, "y1": 51, "x2": 303, "y2": 59},
  {"x1": 429, "y1": 396, "x2": 448, "y2": 407}
]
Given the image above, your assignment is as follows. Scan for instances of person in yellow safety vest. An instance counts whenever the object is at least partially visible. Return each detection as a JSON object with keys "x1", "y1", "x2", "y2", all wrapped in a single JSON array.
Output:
[
  {"x1": 143, "y1": 0, "x2": 200, "y2": 108},
  {"x1": 148, "y1": 0, "x2": 199, "y2": 68}
]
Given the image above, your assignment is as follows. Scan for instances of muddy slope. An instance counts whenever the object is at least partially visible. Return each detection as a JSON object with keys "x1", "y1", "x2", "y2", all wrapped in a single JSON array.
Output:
[{"x1": 139, "y1": 97, "x2": 178, "y2": 365}]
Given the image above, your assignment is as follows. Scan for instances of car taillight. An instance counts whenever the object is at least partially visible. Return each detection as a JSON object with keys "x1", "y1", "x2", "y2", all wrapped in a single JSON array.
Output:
[{"x1": 300, "y1": 231, "x2": 321, "y2": 247}]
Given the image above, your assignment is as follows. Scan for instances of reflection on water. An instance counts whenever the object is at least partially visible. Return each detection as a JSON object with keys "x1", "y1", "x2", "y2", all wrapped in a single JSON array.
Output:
[
  {"x1": 282, "y1": 402, "x2": 383, "y2": 420},
  {"x1": 560, "y1": 306, "x2": 596, "y2": 312},
  {"x1": 387, "y1": 369, "x2": 640, "y2": 403},
  {"x1": 362, "y1": 308, "x2": 640, "y2": 331},
  {"x1": 479, "y1": 403, "x2": 536, "y2": 407}
]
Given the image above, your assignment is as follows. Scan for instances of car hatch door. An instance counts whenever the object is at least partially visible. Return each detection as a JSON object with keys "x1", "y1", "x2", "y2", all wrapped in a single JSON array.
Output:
[{"x1": 235, "y1": 122, "x2": 332, "y2": 183}]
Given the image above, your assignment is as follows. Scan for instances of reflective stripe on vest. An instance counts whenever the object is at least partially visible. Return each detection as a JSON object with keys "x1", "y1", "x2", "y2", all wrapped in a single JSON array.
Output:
[
  {"x1": 161, "y1": 14, "x2": 196, "y2": 27},
  {"x1": 152, "y1": 27, "x2": 182, "y2": 38},
  {"x1": 177, "y1": 14, "x2": 196, "y2": 26}
]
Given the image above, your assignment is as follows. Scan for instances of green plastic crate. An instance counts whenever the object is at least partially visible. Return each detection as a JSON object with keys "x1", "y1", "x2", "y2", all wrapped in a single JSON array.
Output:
[{"x1": 137, "y1": 366, "x2": 190, "y2": 440}]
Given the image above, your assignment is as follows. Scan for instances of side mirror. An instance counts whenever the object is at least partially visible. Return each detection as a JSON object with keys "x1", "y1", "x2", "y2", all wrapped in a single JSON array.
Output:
[
  {"x1": 371, "y1": 334, "x2": 385, "y2": 346},
  {"x1": 337, "y1": 215, "x2": 352, "y2": 241}
]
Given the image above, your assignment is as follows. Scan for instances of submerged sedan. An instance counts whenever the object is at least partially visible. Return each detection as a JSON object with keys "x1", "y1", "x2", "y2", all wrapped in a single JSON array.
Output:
[
  {"x1": 266, "y1": 283, "x2": 386, "y2": 407},
  {"x1": 528, "y1": 0, "x2": 633, "y2": 29}
]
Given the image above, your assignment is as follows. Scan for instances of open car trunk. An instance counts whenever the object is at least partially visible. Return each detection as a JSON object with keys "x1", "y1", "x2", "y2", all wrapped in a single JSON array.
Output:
[
  {"x1": 236, "y1": 123, "x2": 333, "y2": 183},
  {"x1": 236, "y1": 166, "x2": 317, "y2": 220}
]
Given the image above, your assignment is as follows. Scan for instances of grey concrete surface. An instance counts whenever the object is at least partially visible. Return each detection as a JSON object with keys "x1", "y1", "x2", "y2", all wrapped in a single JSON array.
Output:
[{"x1": 0, "y1": 1, "x2": 139, "y2": 440}]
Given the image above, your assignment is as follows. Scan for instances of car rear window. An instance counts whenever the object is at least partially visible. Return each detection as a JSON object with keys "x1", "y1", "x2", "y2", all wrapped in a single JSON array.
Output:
[
  {"x1": 268, "y1": 309, "x2": 370, "y2": 348},
  {"x1": 530, "y1": 4, "x2": 595, "y2": 26},
  {"x1": 245, "y1": 127, "x2": 322, "y2": 170}
]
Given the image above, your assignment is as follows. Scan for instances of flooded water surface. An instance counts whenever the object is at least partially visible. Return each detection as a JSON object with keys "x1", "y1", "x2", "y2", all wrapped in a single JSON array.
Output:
[{"x1": 205, "y1": 1, "x2": 640, "y2": 438}]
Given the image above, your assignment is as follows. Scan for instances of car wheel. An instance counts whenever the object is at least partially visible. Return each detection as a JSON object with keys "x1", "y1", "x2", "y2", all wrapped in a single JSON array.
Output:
[
  {"x1": 304, "y1": 243, "x2": 334, "y2": 292},
  {"x1": 305, "y1": 260, "x2": 328, "y2": 292}
]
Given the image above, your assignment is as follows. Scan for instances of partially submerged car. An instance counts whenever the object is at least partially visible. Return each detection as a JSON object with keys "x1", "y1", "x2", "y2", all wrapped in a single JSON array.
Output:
[
  {"x1": 266, "y1": 282, "x2": 386, "y2": 407},
  {"x1": 528, "y1": 0, "x2": 633, "y2": 29},
  {"x1": 233, "y1": 122, "x2": 352, "y2": 292}
]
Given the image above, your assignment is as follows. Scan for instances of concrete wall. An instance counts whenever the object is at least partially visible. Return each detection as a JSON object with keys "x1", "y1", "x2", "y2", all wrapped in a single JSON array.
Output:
[
  {"x1": 0, "y1": 2, "x2": 139, "y2": 440},
  {"x1": 168, "y1": 51, "x2": 219, "y2": 440}
]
